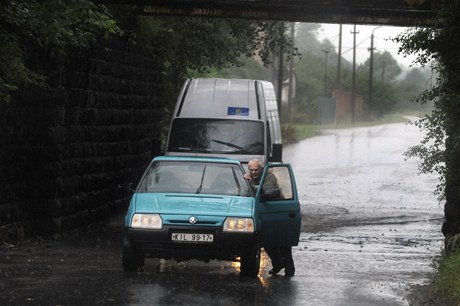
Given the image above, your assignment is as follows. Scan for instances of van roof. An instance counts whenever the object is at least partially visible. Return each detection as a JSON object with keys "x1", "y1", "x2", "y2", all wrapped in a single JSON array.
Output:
[{"x1": 176, "y1": 78, "x2": 262, "y2": 120}]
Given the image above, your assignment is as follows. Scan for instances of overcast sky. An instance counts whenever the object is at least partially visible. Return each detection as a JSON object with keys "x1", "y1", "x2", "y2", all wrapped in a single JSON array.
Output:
[{"x1": 316, "y1": 23, "x2": 420, "y2": 70}]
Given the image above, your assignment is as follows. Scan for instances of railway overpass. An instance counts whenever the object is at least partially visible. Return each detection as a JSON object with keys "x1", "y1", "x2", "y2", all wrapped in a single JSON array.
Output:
[{"x1": 98, "y1": 0, "x2": 436, "y2": 26}]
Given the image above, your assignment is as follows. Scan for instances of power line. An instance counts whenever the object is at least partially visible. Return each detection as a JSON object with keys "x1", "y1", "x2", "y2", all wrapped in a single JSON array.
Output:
[{"x1": 342, "y1": 37, "x2": 370, "y2": 54}]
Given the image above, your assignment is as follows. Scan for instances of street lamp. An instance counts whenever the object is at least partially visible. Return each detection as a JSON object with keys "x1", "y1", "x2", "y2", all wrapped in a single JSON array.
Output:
[{"x1": 322, "y1": 47, "x2": 332, "y2": 96}]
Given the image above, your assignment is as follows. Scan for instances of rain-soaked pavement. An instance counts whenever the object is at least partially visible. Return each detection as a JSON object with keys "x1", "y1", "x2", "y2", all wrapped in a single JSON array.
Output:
[{"x1": 0, "y1": 119, "x2": 444, "y2": 305}]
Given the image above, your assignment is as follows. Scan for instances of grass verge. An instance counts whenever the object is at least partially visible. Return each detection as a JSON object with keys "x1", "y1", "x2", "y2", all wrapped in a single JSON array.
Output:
[
  {"x1": 281, "y1": 124, "x2": 322, "y2": 144},
  {"x1": 434, "y1": 250, "x2": 460, "y2": 302},
  {"x1": 282, "y1": 113, "x2": 416, "y2": 144},
  {"x1": 323, "y1": 113, "x2": 415, "y2": 129}
]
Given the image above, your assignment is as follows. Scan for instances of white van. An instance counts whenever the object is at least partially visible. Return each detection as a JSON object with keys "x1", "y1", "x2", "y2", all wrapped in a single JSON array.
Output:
[{"x1": 165, "y1": 78, "x2": 282, "y2": 165}]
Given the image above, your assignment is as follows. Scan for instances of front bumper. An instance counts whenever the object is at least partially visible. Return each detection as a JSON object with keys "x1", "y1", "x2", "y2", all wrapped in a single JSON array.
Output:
[{"x1": 125, "y1": 225, "x2": 258, "y2": 263}]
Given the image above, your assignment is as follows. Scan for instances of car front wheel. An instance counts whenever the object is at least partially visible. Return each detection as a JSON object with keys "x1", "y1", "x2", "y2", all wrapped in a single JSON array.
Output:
[
  {"x1": 240, "y1": 243, "x2": 261, "y2": 277},
  {"x1": 122, "y1": 236, "x2": 145, "y2": 273}
]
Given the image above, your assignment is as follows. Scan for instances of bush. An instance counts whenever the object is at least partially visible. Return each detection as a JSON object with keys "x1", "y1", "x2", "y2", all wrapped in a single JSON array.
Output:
[{"x1": 281, "y1": 124, "x2": 298, "y2": 144}]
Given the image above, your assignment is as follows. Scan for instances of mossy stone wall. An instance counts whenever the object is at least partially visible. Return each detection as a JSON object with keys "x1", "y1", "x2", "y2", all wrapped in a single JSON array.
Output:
[{"x1": 0, "y1": 40, "x2": 163, "y2": 242}]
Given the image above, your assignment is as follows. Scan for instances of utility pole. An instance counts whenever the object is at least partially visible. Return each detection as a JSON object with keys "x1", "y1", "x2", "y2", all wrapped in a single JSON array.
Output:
[
  {"x1": 351, "y1": 24, "x2": 359, "y2": 125},
  {"x1": 322, "y1": 47, "x2": 332, "y2": 96},
  {"x1": 288, "y1": 22, "x2": 295, "y2": 121},
  {"x1": 337, "y1": 24, "x2": 342, "y2": 90},
  {"x1": 276, "y1": 22, "x2": 284, "y2": 117},
  {"x1": 368, "y1": 26, "x2": 381, "y2": 117}
]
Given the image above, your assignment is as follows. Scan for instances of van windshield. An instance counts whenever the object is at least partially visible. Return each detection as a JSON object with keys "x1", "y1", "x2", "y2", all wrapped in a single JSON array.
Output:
[{"x1": 167, "y1": 119, "x2": 264, "y2": 155}]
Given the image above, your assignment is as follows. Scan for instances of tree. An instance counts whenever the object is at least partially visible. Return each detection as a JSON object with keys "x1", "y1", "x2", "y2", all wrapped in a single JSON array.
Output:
[
  {"x1": 393, "y1": 68, "x2": 433, "y2": 113},
  {"x1": 0, "y1": 0, "x2": 119, "y2": 103},
  {"x1": 396, "y1": 1, "x2": 460, "y2": 240},
  {"x1": 395, "y1": 9, "x2": 455, "y2": 196},
  {"x1": 370, "y1": 80, "x2": 399, "y2": 116},
  {"x1": 362, "y1": 50, "x2": 402, "y2": 83},
  {"x1": 295, "y1": 52, "x2": 325, "y2": 102},
  {"x1": 295, "y1": 23, "x2": 323, "y2": 54},
  {"x1": 405, "y1": 67, "x2": 430, "y2": 87},
  {"x1": 125, "y1": 15, "x2": 299, "y2": 110},
  {"x1": 204, "y1": 57, "x2": 269, "y2": 80}
]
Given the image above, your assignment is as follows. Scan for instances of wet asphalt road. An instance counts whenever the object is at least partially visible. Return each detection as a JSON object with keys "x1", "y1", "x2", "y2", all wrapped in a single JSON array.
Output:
[{"x1": 0, "y1": 119, "x2": 444, "y2": 305}]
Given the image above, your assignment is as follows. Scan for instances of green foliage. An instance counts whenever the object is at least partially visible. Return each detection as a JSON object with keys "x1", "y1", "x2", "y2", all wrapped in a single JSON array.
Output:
[
  {"x1": 295, "y1": 51, "x2": 325, "y2": 104},
  {"x1": 204, "y1": 57, "x2": 269, "y2": 80},
  {"x1": 281, "y1": 124, "x2": 299, "y2": 144},
  {"x1": 280, "y1": 121, "x2": 323, "y2": 143},
  {"x1": 405, "y1": 67, "x2": 432, "y2": 87},
  {"x1": 404, "y1": 108, "x2": 446, "y2": 188},
  {"x1": 371, "y1": 80, "x2": 399, "y2": 117},
  {"x1": 290, "y1": 124, "x2": 321, "y2": 142},
  {"x1": 394, "y1": 68, "x2": 434, "y2": 113},
  {"x1": 0, "y1": 0, "x2": 119, "y2": 103},
  {"x1": 288, "y1": 99, "x2": 318, "y2": 125},
  {"x1": 397, "y1": 1, "x2": 460, "y2": 196},
  {"x1": 362, "y1": 51, "x2": 402, "y2": 82},
  {"x1": 131, "y1": 16, "x2": 299, "y2": 111},
  {"x1": 134, "y1": 16, "x2": 260, "y2": 75}
]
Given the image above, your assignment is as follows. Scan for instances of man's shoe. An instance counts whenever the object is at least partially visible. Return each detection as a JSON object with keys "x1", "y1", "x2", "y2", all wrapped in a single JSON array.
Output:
[
  {"x1": 268, "y1": 265, "x2": 284, "y2": 275},
  {"x1": 284, "y1": 267, "x2": 295, "y2": 277}
]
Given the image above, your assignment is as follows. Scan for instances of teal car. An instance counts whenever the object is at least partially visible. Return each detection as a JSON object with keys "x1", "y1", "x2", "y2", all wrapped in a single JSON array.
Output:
[{"x1": 122, "y1": 156, "x2": 301, "y2": 276}]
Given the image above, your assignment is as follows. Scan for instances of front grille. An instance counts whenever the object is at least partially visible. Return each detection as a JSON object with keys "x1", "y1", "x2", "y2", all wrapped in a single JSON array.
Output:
[{"x1": 168, "y1": 220, "x2": 218, "y2": 225}]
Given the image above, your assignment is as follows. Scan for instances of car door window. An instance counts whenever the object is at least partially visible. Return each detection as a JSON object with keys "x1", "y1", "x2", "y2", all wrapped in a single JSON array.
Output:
[
  {"x1": 257, "y1": 163, "x2": 300, "y2": 247},
  {"x1": 261, "y1": 167, "x2": 293, "y2": 200}
]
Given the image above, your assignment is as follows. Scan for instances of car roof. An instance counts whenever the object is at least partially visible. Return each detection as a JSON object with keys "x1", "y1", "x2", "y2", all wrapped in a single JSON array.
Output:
[{"x1": 152, "y1": 156, "x2": 242, "y2": 165}]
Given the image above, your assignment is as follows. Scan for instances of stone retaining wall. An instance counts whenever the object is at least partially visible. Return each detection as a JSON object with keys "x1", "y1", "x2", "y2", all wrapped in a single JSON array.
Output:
[{"x1": 0, "y1": 39, "x2": 163, "y2": 242}]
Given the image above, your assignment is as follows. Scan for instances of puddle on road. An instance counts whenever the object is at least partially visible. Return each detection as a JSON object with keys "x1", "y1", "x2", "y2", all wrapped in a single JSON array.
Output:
[
  {"x1": 126, "y1": 251, "x2": 299, "y2": 305},
  {"x1": 293, "y1": 217, "x2": 444, "y2": 305}
]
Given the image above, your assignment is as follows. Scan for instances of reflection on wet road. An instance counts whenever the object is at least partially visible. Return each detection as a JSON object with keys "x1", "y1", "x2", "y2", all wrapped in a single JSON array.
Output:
[
  {"x1": 0, "y1": 120, "x2": 444, "y2": 305},
  {"x1": 126, "y1": 252, "x2": 300, "y2": 305},
  {"x1": 283, "y1": 121, "x2": 443, "y2": 305}
]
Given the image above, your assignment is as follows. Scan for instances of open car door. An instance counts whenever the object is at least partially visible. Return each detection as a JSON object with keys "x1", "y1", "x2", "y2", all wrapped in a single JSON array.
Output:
[{"x1": 256, "y1": 164, "x2": 301, "y2": 247}]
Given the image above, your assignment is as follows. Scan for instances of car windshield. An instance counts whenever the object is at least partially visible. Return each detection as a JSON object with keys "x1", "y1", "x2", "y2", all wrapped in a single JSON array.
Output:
[
  {"x1": 137, "y1": 161, "x2": 252, "y2": 196},
  {"x1": 167, "y1": 119, "x2": 264, "y2": 155}
]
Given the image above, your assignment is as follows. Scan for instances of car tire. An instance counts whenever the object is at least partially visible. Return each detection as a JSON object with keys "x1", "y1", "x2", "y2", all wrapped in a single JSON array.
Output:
[
  {"x1": 122, "y1": 236, "x2": 145, "y2": 273},
  {"x1": 240, "y1": 243, "x2": 261, "y2": 277}
]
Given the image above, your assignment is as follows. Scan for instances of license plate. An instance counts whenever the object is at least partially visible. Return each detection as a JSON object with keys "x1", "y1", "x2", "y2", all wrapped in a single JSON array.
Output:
[{"x1": 171, "y1": 233, "x2": 214, "y2": 243}]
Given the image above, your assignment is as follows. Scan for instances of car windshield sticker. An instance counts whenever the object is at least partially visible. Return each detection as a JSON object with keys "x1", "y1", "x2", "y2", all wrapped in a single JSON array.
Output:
[{"x1": 227, "y1": 107, "x2": 249, "y2": 116}]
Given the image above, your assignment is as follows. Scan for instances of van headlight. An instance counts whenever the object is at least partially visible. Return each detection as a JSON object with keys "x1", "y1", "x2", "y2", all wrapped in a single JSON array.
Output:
[
  {"x1": 131, "y1": 213, "x2": 163, "y2": 229},
  {"x1": 223, "y1": 217, "x2": 254, "y2": 233}
]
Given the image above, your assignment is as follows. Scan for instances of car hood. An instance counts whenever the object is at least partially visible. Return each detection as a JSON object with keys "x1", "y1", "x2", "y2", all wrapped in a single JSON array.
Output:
[{"x1": 131, "y1": 193, "x2": 254, "y2": 217}]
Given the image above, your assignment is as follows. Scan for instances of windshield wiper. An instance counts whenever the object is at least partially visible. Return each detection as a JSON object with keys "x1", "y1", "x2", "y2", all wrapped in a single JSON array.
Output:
[
  {"x1": 211, "y1": 139, "x2": 250, "y2": 154},
  {"x1": 195, "y1": 165, "x2": 207, "y2": 194}
]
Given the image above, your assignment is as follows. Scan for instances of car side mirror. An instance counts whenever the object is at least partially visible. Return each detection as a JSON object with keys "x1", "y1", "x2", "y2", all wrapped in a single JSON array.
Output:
[{"x1": 268, "y1": 143, "x2": 282, "y2": 162}]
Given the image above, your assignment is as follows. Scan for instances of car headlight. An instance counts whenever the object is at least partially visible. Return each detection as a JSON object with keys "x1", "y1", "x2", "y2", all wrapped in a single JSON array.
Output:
[
  {"x1": 223, "y1": 217, "x2": 254, "y2": 233},
  {"x1": 131, "y1": 213, "x2": 163, "y2": 229}
]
